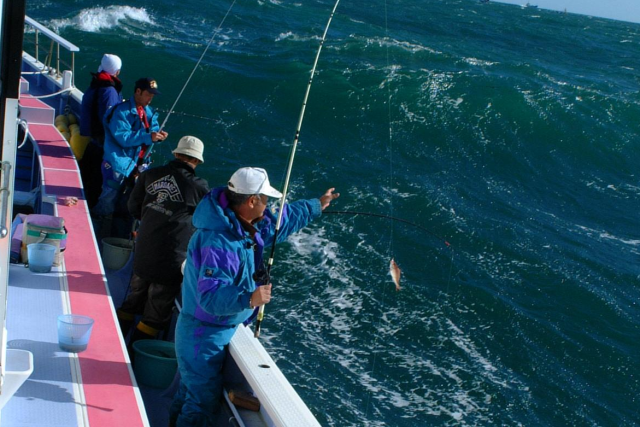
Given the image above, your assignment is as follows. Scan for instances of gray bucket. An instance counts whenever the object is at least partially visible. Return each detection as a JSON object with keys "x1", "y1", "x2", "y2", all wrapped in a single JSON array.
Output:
[{"x1": 101, "y1": 237, "x2": 133, "y2": 270}]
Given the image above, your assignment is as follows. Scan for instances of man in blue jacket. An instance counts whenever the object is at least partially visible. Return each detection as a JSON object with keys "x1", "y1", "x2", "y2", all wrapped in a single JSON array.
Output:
[
  {"x1": 92, "y1": 77, "x2": 168, "y2": 239},
  {"x1": 170, "y1": 167, "x2": 339, "y2": 427},
  {"x1": 79, "y1": 53, "x2": 123, "y2": 208}
]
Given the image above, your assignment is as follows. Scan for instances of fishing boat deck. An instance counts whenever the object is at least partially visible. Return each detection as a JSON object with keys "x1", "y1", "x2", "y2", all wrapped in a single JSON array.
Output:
[
  {"x1": 2, "y1": 81, "x2": 148, "y2": 427},
  {"x1": 3, "y1": 44, "x2": 323, "y2": 427}
]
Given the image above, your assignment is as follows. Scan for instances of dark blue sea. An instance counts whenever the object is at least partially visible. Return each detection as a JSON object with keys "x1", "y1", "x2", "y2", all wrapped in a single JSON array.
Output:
[{"x1": 26, "y1": 0, "x2": 640, "y2": 425}]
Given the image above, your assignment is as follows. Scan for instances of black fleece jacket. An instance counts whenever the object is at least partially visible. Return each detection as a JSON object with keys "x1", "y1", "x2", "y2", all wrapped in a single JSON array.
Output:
[{"x1": 128, "y1": 159, "x2": 209, "y2": 286}]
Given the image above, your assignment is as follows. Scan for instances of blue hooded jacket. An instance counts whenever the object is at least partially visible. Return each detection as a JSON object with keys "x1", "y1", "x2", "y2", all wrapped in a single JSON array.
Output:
[
  {"x1": 102, "y1": 97, "x2": 159, "y2": 177},
  {"x1": 181, "y1": 187, "x2": 322, "y2": 327}
]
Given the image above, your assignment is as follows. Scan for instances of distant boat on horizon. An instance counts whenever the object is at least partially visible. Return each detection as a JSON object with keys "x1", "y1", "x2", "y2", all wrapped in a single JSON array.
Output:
[{"x1": 525, "y1": 2, "x2": 538, "y2": 7}]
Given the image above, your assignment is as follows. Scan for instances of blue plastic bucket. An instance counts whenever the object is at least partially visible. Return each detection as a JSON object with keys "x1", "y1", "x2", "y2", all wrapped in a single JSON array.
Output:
[
  {"x1": 27, "y1": 243, "x2": 56, "y2": 273},
  {"x1": 133, "y1": 340, "x2": 177, "y2": 389},
  {"x1": 57, "y1": 314, "x2": 94, "y2": 352}
]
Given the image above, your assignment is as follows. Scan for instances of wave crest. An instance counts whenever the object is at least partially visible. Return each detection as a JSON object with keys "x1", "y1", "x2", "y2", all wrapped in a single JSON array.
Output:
[{"x1": 50, "y1": 6, "x2": 154, "y2": 33}]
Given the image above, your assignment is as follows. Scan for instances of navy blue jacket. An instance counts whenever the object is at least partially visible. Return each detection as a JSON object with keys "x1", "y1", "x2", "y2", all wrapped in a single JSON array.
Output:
[{"x1": 79, "y1": 71, "x2": 122, "y2": 145}]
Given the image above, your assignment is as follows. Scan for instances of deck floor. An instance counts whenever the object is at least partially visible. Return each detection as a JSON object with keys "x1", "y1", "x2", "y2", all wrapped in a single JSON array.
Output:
[
  {"x1": 4, "y1": 265, "x2": 82, "y2": 427},
  {"x1": 4, "y1": 83, "x2": 149, "y2": 426}
]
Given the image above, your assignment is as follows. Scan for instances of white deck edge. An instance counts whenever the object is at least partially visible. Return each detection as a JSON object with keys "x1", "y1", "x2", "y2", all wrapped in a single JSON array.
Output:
[
  {"x1": 58, "y1": 259, "x2": 90, "y2": 427},
  {"x1": 229, "y1": 325, "x2": 321, "y2": 427},
  {"x1": 223, "y1": 388, "x2": 248, "y2": 427}
]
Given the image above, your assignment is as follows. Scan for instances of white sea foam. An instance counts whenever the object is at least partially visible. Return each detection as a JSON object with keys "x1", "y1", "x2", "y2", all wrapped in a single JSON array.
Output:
[
  {"x1": 275, "y1": 31, "x2": 294, "y2": 42},
  {"x1": 600, "y1": 233, "x2": 640, "y2": 246},
  {"x1": 447, "y1": 97, "x2": 464, "y2": 107},
  {"x1": 286, "y1": 227, "x2": 352, "y2": 286},
  {"x1": 273, "y1": 232, "x2": 531, "y2": 425},
  {"x1": 398, "y1": 103, "x2": 427, "y2": 124},
  {"x1": 381, "y1": 185, "x2": 418, "y2": 200},
  {"x1": 267, "y1": 190, "x2": 529, "y2": 425},
  {"x1": 575, "y1": 224, "x2": 640, "y2": 247},
  {"x1": 370, "y1": 37, "x2": 441, "y2": 55},
  {"x1": 397, "y1": 67, "x2": 464, "y2": 123},
  {"x1": 462, "y1": 57, "x2": 497, "y2": 67},
  {"x1": 446, "y1": 319, "x2": 498, "y2": 375},
  {"x1": 49, "y1": 6, "x2": 154, "y2": 33},
  {"x1": 275, "y1": 31, "x2": 320, "y2": 43}
]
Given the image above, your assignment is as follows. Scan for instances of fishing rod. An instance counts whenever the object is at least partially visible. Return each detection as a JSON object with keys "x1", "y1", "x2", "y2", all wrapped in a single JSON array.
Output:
[
  {"x1": 142, "y1": 0, "x2": 238, "y2": 163},
  {"x1": 323, "y1": 210, "x2": 451, "y2": 247},
  {"x1": 254, "y1": 0, "x2": 342, "y2": 339}
]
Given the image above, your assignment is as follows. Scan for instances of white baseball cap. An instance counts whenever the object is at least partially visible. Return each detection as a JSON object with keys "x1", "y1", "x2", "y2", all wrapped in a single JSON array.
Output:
[
  {"x1": 98, "y1": 53, "x2": 122, "y2": 76},
  {"x1": 228, "y1": 167, "x2": 282, "y2": 198},
  {"x1": 172, "y1": 136, "x2": 204, "y2": 163}
]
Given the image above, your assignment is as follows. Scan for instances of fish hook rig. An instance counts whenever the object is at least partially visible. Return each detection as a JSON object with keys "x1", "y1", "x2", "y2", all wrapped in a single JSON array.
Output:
[
  {"x1": 142, "y1": 0, "x2": 238, "y2": 164},
  {"x1": 254, "y1": 0, "x2": 343, "y2": 339}
]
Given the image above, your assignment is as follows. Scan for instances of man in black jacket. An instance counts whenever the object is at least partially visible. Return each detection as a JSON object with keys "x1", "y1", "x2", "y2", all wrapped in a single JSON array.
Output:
[
  {"x1": 79, "y1": 53, "x2": 123, "y2": 208},
  {"x1": 117, "y1": 136, "x2": 209, "y2": 346}
]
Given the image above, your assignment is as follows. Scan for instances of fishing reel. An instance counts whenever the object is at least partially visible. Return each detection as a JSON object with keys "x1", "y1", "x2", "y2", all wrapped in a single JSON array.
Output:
[{"x1": 252, "y1": 268, "x2": 270, "y2": 286}]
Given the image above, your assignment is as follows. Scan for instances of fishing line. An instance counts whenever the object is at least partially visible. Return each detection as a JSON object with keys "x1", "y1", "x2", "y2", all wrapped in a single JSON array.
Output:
[
  {"x1": 361, "y1": 2, "x2": 454, "y2": 419},
  {"x1": 160, "y1": 1, "x2": 236, "y2": 131},
  {"x1": 364, "y1": 0, "x2": 394, "y2": 417},
  {"x1": 384, "y1": 5, "x2": 396, "y2": 276},
  {"x1": 144, "y1": 0, "x2": 238, "y2": 162},
  {"x1": 155, "y1": 108, "x2": 225, "y2": 123},
  {"x1": 254, "y1": 0, "x2": 342, "y2": 339}
]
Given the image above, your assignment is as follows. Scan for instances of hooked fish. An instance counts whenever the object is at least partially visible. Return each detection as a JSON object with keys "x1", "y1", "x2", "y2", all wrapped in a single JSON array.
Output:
[{"x1": 389, "y1": 258, "x2": 401, "y2": 291}]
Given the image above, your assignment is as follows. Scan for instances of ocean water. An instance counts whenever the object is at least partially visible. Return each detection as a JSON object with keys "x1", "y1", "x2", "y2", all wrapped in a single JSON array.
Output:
[{"x1": 26, "y1": 0, "x2": 640, "y2": 425}]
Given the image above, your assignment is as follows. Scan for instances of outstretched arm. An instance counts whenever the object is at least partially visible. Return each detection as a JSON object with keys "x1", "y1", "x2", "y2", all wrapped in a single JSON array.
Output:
[{"x1": 264, "y1": 187, "x2": 340, "y2": 246}]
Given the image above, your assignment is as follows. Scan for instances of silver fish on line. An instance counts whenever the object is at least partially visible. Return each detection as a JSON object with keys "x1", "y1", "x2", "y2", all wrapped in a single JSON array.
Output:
[{"x1": 389, "y1": 258, "x2": 401, "y2": 291}]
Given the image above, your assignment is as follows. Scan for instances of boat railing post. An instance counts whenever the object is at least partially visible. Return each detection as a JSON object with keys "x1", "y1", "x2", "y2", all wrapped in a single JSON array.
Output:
[
  {"x1": 0, "y1": 162, "x2": 12, "y2": 239},
  {"x1": 34, "y1": 29, "x2": 39, "y2": 63},
  {"x1": 56, "y1": 42, "x2": 60, "y2": 78},
  {"x1": 71, "y1": 52, "x2": 75, "y2": 87},
  {"x1": 46, "y1": 39, "x2": 53, "y2": 73}
]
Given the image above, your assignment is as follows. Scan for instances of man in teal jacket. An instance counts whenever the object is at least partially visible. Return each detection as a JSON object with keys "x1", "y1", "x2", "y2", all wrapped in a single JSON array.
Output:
[
  {"x1": 92, "y1": 77, "x2": 168, "y2": 238},
  {"x1": 170, "y1": 167, "x2": 339, "y2": 427}
]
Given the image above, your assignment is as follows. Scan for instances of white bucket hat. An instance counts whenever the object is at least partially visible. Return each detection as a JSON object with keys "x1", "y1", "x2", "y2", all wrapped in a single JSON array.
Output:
[
  {"x1": 98, "y1": 53, "x2": 122, "y2": 76},
  {"x1": 172, "y1": 136, "x2": 205, "y2": 163},
  {"x1": 228, "y1": 167, "x2": 282, "y2": 198}
]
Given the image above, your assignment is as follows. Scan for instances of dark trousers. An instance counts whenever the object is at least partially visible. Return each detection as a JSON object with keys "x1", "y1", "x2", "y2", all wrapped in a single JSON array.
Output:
[
  {"x1": 78, "y1": 142, "x2": 104, "y2": 209},
  {"x1": 118, "y1": 273, "x2": 181, "y2": 334}
]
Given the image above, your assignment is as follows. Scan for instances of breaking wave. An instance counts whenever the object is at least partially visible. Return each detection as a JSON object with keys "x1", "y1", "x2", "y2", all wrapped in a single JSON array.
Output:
[{"x1": 49, "y1": 6, "x2": 153, "y2": 33}]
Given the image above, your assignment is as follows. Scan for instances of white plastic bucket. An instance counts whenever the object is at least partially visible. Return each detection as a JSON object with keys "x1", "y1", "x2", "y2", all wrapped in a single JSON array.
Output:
[
  {"x1": 101, "y1": 237, "x2": 133, "y2": 270},
  {"x1": 57, "y1": 314, "x2": 94, "y2": 352}
]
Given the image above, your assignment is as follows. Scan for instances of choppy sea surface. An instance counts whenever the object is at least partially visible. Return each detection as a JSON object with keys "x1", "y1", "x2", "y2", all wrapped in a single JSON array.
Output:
[{"x1": 26, "y1": 0, "x2": 640, "y2": 425}]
